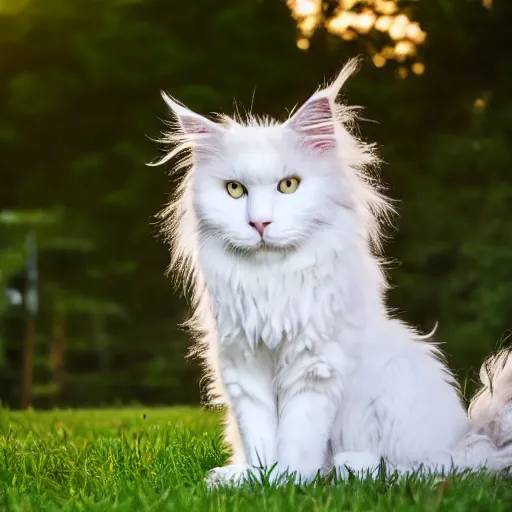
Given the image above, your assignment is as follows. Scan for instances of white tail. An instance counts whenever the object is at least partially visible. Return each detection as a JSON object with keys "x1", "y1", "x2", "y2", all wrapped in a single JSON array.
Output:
[
  {"x1": 469, "y1": 348, "x2": 512, "y2": 449},
  {"x1": 447, "y1": 348, "x2": 512, "y2": 473}
]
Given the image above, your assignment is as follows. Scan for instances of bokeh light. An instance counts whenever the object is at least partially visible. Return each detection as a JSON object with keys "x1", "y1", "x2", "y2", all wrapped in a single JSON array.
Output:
[{"x1": 287, "y1": 0, "x2": 427, "y2": 74}]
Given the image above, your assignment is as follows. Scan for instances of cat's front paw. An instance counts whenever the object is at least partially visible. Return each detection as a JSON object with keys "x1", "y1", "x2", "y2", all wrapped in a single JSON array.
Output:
[
  {"x1": 334, "y1": 451, "x2": 382, "y2": 481},
  {"x1": 205, "y1": 464, "x2": 251, "y2": 488}
]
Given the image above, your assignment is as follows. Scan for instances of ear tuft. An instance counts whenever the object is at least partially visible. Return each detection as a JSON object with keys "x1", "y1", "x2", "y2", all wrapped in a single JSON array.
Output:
[{"x1": 327, "y1": 57, "x2": 361, "y2": 100}]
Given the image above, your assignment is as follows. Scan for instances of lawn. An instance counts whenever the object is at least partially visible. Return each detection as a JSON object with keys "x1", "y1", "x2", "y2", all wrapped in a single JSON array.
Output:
[{"x1": 1, "y1": 407, "x2": 511, "y2": 511}]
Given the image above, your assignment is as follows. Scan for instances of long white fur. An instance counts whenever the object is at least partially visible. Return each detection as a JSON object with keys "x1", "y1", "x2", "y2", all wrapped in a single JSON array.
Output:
[{"x1": 154, "y1": 58, "x2": 512, "y2": 485}]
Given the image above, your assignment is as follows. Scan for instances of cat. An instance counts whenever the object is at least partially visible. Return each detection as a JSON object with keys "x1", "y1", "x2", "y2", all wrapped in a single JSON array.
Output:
[{"x1": 152, "y1": 58, "x2": 512, "y2": 486}]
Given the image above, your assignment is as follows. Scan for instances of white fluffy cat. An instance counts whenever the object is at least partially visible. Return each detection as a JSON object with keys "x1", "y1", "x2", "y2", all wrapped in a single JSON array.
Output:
[{"x1": 153, "y1": 59, "x2": 512, "y2": 486}]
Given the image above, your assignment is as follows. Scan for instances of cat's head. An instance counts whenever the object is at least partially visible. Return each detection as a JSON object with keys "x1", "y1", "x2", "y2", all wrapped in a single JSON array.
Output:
[{"x1": 156, "y1": 59, "x2": 390, "y2": 264}]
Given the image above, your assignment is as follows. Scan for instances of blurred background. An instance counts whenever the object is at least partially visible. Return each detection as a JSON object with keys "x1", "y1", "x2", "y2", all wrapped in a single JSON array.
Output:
[{"x1": 1, "y1": 0, "x2": 510, "y2": 410}]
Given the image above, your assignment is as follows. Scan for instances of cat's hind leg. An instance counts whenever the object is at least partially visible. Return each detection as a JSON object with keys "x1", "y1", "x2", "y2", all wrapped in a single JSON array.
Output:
[
  {"x1": 334, "y1": 451, "x2": 382, "y2": 480},
  {"x1": 334, "y1": 451, "x2": 460, "y2": 481}
]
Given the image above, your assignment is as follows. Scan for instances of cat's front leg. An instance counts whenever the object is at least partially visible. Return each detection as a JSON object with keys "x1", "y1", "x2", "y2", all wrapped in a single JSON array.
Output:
[
  {"x1": 207, "y1": 342, "x2": 278, "y2": 487},
  {"x1": 275, "y1": 343, "x2": 347, "y2": 483}
]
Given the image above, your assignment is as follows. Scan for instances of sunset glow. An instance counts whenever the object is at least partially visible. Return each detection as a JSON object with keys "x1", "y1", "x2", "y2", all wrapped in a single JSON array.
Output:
[{"x1": 287, "y1": 0, "x2": 428, "y2": 73}]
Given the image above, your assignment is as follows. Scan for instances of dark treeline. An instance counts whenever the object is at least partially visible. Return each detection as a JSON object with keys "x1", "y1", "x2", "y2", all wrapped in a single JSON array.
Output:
[{"x1": 1, "y1": 0, "x2": 511, "y2": 409}]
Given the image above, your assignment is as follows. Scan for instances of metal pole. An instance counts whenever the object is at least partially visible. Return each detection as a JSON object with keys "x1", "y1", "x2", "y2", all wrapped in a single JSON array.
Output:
[{"x1": 21, "y1": 231, "x2": 38, "y2": 409}]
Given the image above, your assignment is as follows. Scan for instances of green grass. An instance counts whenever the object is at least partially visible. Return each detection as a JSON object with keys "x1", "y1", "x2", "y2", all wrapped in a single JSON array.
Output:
[{"x1": 1, "y1": 407, "x2": 511, "y2": 511}]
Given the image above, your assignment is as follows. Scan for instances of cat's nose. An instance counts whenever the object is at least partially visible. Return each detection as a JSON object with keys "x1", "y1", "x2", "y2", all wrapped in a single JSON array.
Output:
[{"x1": 249, "y1": 221, "x2": 272, "y2": 237}]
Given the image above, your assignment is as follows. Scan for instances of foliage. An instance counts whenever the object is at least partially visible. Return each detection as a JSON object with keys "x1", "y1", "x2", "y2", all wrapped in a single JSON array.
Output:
[
  {"x1": 0, "y1": 209, "x2": 60, "y2": 365},
  {"x1": 0, "y1": 0, "x2": 511, "y2": 407},
  {"x1": 0, "y1": 407, "x2": 511, "y2": 511}
]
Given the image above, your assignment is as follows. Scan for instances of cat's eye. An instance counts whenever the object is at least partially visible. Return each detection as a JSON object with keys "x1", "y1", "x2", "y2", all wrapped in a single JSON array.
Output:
[
  {"x1": 278, "y1": 176, "x2": 301, "y2": 195},
  {"x1": 226, "y1": 181, "x2": 246, "y2": 199}
]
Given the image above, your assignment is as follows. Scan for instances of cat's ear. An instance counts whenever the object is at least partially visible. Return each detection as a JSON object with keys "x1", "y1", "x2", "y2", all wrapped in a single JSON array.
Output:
[
  {"x1": 286, "y1": 58, "x2": 360, "y2": 154},
  {"x1": 286, "y1": 92, "x2": 337, "y2": 154},
  {"x1": 161, "y1": 92, "x2": 226, "y2": 150}
]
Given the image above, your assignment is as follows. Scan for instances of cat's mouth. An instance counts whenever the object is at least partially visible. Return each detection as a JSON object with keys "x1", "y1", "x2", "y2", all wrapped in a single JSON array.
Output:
[
  {"x1": 256, "y1": 238, "x2": 286, "y2": 251},
  {"x1": 227, "y1": 238, "x2": 297, "y2": 257},
  {"x1": 259, "y1": 236, "x2": 303, "y2": 252}
]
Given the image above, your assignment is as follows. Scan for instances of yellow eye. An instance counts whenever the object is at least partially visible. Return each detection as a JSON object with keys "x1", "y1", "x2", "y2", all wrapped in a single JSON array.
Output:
[
  {"x1": 278, "y1": 176, "x2": 301, "y2": 194},
  {"x1": 226, "y1": 181, "x2": 245, "y2": 199}
]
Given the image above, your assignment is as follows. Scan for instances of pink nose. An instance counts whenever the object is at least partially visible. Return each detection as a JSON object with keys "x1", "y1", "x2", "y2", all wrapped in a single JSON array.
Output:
[{"x1": 249, "y1": 221, "x2": 272, "y2": 236}]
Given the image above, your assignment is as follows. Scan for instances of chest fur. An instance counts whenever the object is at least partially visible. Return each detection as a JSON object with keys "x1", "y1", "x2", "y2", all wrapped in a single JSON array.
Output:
[{"x1": 206, "y1": 259, "x2": 360, "y2": 350}]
